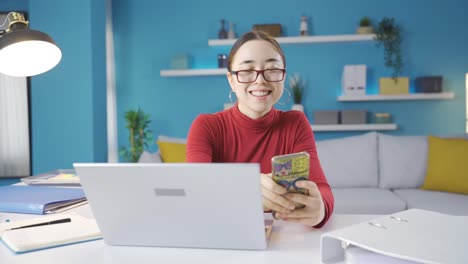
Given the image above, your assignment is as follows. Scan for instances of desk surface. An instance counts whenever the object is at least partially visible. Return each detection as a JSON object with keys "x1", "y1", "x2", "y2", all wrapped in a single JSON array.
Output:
[{"x1": 0, "y1": 205, "x2": 378, "y2": 264}]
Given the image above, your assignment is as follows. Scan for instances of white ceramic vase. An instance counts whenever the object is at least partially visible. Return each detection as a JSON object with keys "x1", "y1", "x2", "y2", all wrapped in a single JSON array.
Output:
[{"x1": 291, "y1": 104, "x2": 304, "y2": 112}]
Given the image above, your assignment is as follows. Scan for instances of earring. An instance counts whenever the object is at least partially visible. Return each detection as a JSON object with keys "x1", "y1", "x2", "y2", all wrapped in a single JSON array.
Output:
[
  {"x1": 229, "y1": 90, "x2": 235, "y2": 102},
  {"x1": 276, "y1": 88, "x2": 292, "y2": 106}
]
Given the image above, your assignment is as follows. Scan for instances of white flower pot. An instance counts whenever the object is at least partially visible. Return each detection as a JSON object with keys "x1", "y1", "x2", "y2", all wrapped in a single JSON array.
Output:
[
  {"x1": 356, "y1": 26, "x2": 374, "y2": 34},
  {"x1": 292, "y1": 104, "x2": 304, "y2": 112}
]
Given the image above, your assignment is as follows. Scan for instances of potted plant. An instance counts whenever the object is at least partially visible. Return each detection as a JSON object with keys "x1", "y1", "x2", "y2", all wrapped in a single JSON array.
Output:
[
  {"x1": 289, "y1": 73, "x2": 305, "y2": 112},
  {"x1": 356, "y1": 16, "x2": 374, "y2": 34},
  {"x1": 119, "y1": 108, "x2": 154, "y2": 162},
  {"x1": 374, "y1": 17, "x2": 408, "y2": 94}
]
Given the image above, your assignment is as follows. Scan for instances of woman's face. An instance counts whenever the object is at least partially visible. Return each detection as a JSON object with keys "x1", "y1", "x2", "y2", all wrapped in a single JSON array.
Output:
[{"x1": 227, "y1": 40, "x2": 285, "y2": 119}]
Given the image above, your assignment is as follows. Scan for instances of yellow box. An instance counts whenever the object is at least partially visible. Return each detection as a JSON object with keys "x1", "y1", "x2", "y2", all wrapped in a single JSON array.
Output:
[{"x1": 379, "y1": 77, "x2": 409, "y2": 94}]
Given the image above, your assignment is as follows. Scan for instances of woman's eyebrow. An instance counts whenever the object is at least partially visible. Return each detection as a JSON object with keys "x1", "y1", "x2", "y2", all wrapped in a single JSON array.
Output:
[
  {"x1": 238, "y1": 58, "x2": 280, "y2": 66},
  {"x1": 265, "y1": 58, "x2": 280, "y2": 63},
  {"x1": 238, "y1": 60, "x2": 255, "y2": 66}
]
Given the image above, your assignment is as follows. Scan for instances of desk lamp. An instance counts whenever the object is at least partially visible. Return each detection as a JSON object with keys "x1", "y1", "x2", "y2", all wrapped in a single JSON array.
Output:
[{"x1": 0, "y1": 12, "x2": 61, "y2": 77}]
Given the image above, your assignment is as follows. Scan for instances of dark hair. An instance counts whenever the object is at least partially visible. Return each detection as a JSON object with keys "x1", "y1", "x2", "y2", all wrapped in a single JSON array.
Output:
[{"x1": 227, "y1": 31, "x2": 286, "y2": 72}]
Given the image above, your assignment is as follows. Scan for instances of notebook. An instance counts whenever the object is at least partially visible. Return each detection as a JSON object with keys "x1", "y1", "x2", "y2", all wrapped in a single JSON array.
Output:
[
  {"x1": 0, "y1": 213, "x2": 101, "y2": 253},
  {"x1": 0, "y1": 186, "x2": 87, "y2": 214},
  {"x1": 21, "y1": 169, "x2": 80, "y2": 186},
  {"x1": 73, "y1": 163, "x2": 268, "y2": 250}
]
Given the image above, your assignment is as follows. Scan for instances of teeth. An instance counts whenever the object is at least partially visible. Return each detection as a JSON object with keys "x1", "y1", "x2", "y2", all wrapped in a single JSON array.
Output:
[{"x1": 250, "y1": 91, "x2": 270, "y2": 97}]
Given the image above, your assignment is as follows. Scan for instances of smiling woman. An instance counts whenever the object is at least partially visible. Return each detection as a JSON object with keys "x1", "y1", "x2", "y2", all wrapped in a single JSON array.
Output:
[
  {"x1": 186, "y1": 31, "x2": 334, "y2": 228},
  {"x1": 226, "y1": 36, "x2": 286, "y2": 119}
]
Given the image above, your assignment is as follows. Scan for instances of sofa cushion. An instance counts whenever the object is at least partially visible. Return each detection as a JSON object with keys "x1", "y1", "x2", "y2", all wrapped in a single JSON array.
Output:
[
  {"x1": 156, "y1": 135, "x2": 187, "y2": 163},
  {"x1": 378, "y1": 134, "x2": 428, "y2": 189},
  {"x1": 316, "y1": 132, "x2": 378, "y2": 188},
  {"x1": 332, "y1": 188, "x2": 406, "y2": 214},
  {"x1": 393, "y1": 189, "x2": 468, "y2": 215},
  {"x1": 422, "y1": 136, "x2": 468, "y2": 195}
]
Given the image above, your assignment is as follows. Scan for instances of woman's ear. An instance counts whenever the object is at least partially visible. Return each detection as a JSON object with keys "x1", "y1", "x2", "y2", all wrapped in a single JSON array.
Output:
[{"x1": 227, "y1": 71, "x2": 235, "y2": 91}]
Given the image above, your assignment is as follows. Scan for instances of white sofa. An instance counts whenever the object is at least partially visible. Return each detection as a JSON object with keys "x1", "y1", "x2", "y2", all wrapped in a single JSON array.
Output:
[
  {"x1": 317, "y1": 132, "x2": 468, "y2": 215},
  {"x1": 140, "y1": 133, "x2": 468, "y2": 216}
]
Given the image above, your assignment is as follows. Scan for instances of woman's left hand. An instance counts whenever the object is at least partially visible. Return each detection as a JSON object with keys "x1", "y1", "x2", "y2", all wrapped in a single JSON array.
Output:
[{"x1": 274, "y1": 180, "x2": 325, "y2": 227}]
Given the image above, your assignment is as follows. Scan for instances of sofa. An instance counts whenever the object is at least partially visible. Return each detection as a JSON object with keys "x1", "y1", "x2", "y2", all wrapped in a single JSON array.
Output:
[
  {"x1": 316, "y1": 132, "x2": 468, "y2": 215},
  {"x1": 141, "y1": 133, "x2": 468, "y2": 216}
]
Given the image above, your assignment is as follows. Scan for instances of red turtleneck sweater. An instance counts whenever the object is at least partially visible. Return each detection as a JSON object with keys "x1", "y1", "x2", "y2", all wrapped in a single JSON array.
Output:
[{"x1": 187, "y1": 105, "x2": 334, "y2": 228}]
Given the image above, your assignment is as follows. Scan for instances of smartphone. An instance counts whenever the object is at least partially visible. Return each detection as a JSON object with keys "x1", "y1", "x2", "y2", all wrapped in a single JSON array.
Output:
[{"x1": 271, "y1": 151, "x2": 310, "y2": 196}]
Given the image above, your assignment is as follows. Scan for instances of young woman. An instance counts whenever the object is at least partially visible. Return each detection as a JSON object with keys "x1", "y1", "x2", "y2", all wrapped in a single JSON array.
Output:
[{"x1": 187, "y1": 31, "x2": 333, "y2": 228}]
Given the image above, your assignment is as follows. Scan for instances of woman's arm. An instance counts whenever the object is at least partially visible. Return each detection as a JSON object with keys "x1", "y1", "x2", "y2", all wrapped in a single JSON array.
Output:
[
  {"x1": 279, "y1": 112, "x2": 334, "y2": 228},
  {"x1": 186, "y1": 115, "x2": 214, "y2": 162}
]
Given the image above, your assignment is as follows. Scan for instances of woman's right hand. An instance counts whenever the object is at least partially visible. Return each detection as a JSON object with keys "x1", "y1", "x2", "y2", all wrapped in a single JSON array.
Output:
[{"x1": 260, "y1": 173, "x2": 296, "y2": 213}]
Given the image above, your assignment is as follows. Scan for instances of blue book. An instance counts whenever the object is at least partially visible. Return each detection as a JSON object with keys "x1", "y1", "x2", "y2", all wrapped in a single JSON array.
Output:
[{"x1": 0, "y1": 186, "x2": 86, "y2": 215}]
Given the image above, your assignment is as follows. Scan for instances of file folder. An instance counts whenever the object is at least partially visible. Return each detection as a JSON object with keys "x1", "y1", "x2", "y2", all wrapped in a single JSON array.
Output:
[
  {"x1": 321, "y1": 209, "x2": 468, "y2": 264},
  {"x1": 0, "y1": 186, "x2": 86, "y2": 215}
]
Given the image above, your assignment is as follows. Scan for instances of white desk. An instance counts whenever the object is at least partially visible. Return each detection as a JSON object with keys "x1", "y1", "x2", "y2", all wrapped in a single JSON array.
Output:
[{"x1": 0, "y1": 205, "x2": 378, "y2": 264}]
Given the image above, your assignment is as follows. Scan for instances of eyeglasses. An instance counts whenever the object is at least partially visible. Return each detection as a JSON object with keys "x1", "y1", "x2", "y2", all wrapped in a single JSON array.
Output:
[{"x1": 231, "y1": 69, "x2": 286, "y2": 83}]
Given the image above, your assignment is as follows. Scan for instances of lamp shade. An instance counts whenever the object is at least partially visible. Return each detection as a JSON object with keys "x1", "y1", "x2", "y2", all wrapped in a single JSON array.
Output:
[{"x1": 0, "y1": 29, "x2": 62, "y2": 77}]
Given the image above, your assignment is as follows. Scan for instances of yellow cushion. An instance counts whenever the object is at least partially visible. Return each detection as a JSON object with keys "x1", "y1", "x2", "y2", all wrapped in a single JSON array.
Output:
[
  {"x1": 157, "y1": 140, "x2": 186, "y2": 162},
  {"x1": 422, "y1": 136, "x2": 468, "y2": 194}
]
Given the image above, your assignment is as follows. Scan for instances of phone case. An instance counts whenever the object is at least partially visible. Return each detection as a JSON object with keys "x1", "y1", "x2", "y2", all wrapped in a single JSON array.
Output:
[{"x1": 271, "y1": 152, "x2": 310, "y2": 195}]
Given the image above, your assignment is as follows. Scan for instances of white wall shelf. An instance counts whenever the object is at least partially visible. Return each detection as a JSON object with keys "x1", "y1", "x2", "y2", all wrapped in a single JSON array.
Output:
[
  {"x1": 338, "y1": 92, "x2": 455, "y2": 102},
  {"x1": 208, "y1": 34, "x2": 376, "y2": 46},
  {"x1": 311, "y1": 123, "x2": 397, "y2": 132},
  {"x1": 160, "y1": 68, "x2": 227, "y2": 77}
]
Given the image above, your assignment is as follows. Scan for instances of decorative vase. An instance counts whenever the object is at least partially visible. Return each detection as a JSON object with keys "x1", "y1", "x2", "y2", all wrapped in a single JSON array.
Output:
[
  {"x1": 218, "y1": 19, "x2": 227, "y2": 39},
  {"x1": 228, "y1": 21, "x2": 235, "y2": 39},
  {"x1": 292, "y1": 104, "x2": 304, "y2": 112},
  {"x1": 300, "y1": 16, "x2": 309, "y2": 36}
]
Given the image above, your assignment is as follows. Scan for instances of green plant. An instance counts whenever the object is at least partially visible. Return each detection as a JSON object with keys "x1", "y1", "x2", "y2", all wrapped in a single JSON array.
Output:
[
  {"x1": 289, "y1": 73, "x2": 305, "y2": 104},
  {"x1": 119, "y1": 108, "x2": 154, "y2": 162},
  {"x1": 359, "y1": 16, "x2": 371, "y2": 27},
  {"x1": 374, "y1": 17, "x2": 403, "y2": 80}
]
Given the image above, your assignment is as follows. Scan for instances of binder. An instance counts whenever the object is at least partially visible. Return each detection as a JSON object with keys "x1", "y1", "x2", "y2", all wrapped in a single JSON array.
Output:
[
  {"x1": 0, "y1": 186, "x2": 86, "y2": 215},
  {"x1": 0, "y1": 213, "x2": 101, "y2": 253},
  {"x1": 321, "y1": 209, "x2": 468, "y2": 264},
  {"x1": 342, "y1": 65, "x2": 367, "y2": 96}
]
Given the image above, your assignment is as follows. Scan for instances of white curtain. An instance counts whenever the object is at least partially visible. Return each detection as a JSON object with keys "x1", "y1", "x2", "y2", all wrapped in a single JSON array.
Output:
[
  {"x1": 0, "y1": 74, "x2": 30, "y2": 177},
  {"x1": 106, "y1": 0, "x2": 118, "y2": 162}
]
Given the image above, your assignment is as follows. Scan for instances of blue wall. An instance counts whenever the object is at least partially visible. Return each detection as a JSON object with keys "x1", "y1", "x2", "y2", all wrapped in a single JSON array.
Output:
[
  {"x1": 1, "y1": 0, "x2": 468, "y2": 173},
  {"x1": 28, "y1": 0, "x2": 107, "y2": 173},
  {"x1": 0, "y1": 0, "x2": 27, "y2": 11},
  {"x1": 114, "y1": 0, "x2": 468, "y2": 149}
]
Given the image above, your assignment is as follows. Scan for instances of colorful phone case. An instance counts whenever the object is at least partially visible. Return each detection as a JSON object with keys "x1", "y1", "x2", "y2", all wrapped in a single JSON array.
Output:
[{"x1": 271, "y1": 151, "x2": 310, "y2": 195}]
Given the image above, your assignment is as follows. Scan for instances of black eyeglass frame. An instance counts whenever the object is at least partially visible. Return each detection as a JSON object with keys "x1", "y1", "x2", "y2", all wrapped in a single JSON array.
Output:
[{"x1": 230, "y1": 69, "x2": 286, "y2": 83}]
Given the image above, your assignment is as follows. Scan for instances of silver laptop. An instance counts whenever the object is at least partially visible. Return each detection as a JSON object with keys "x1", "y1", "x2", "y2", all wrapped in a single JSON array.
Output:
[{"x1": 73, "y1": 163, "x2": 267, "y2": 250}]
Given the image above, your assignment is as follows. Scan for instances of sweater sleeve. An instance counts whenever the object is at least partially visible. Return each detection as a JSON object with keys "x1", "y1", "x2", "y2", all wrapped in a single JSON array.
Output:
[
  {"x1": 187, "y1": 115, "x2": 215, "y2": 162},
  {"x1": 293, "y1": 113, "x2": 334, "y2": 228}
]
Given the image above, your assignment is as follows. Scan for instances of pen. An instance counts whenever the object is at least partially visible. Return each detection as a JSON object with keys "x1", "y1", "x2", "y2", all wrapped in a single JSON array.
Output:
[{"x1": 9, "y1": 218, "x2": 71, "y2": 231}]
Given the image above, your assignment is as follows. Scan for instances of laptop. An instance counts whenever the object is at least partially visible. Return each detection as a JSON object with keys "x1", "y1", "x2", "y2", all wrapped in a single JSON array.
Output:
[{"x1": 73, "y1": 163, "x2": 268, "y2": 250}]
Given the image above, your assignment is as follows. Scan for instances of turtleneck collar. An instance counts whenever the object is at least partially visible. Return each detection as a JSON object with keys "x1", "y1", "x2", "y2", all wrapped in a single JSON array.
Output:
[{"x1": 229, "y1": 103, "x2": 278, "y2": 130}]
